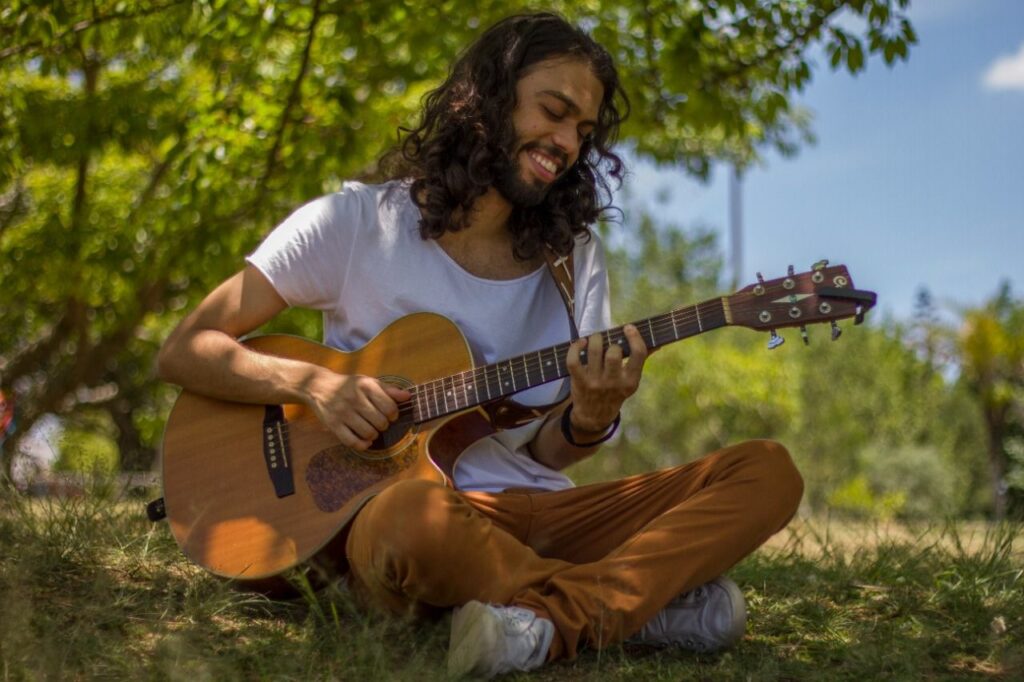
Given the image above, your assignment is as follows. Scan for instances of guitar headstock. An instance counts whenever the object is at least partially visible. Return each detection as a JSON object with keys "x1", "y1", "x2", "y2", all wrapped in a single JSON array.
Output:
[{"x1": 727, "y1": 261, "x2": 877, "y2": 347}]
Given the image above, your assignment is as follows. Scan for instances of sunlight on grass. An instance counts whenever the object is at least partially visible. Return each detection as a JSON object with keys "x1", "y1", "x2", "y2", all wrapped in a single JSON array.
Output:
[{"x1": 1, "y1": 484, "x2": 1021, "y2": 679}]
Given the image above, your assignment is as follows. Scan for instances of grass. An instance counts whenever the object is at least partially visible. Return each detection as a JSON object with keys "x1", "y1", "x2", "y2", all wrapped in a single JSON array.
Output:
[{"x1": 1, "y1": 484, "x2": 1022, "y2": 680}]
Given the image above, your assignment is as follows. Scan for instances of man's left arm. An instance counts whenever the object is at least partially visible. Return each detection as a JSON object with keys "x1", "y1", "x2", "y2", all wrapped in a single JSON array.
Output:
[{"x1": 528, "y1": 324, "x2": 649, "y2": 470}]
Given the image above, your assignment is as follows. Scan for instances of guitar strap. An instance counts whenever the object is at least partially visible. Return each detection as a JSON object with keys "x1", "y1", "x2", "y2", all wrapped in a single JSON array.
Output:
[
  {"x1": 482, "y1": 245, "x2": 577, "y2": 430},
  {"x1": 542, "y1": 245, "x2": 579, "y2": 341}
]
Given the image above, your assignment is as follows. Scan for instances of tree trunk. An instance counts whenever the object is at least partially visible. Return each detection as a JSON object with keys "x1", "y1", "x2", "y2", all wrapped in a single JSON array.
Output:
[{"x1": 985, "y1": 408, "x2": 1008, "y2": 520}]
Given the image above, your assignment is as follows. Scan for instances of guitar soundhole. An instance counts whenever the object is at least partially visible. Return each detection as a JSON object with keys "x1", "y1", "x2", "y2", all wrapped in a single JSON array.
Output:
[{"x1": 366, "y1": 415, "x2": 414, "y2": 455}]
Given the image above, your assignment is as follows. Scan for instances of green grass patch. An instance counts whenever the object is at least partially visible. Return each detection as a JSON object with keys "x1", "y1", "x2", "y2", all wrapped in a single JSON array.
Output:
[{"x1": 1, "y1": 485, "x2": 1021, "y2": 680}]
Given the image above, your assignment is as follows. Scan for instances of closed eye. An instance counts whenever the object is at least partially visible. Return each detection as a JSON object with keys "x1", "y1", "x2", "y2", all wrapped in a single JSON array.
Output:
[{"x1": 542, "y1": 106, "x2": 565, "y2": 121}]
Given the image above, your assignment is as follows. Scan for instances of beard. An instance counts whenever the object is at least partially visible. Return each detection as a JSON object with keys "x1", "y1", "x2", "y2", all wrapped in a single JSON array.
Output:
[{"x1": 493, "y1": 142, "x2": 565, "y2": 208}]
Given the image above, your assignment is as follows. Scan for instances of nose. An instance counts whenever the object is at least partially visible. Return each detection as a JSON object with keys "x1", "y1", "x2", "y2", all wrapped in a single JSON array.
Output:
[{"x1": 550, "y1": 123, "x2": 580, "y2": 164}]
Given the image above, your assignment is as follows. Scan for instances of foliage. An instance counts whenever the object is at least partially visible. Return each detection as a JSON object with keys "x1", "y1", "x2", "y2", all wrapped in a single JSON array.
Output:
[
  {"x1": 958, "y1": 282, "x2": 1024, "y2": 519},
  {"x1": 2, "y1": 486, "x2": 1022, "y2": 678},
  {"x1": 0, "y1": 0, "x2": 916, "y2": 477},
  {"x1": 572, "y1": 213, "x2": 988, "y2": 520}
]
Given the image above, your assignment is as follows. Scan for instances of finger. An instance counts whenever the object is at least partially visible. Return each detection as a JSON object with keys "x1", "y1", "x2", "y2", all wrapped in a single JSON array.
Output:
[
  {"x1": 622, "y1": 324, "x2": 650, "y2": 380},
  {"x1": 565, "y1": 337, "x2": 587, "y2": 378},
  {"x1": 346, "y1": 412, "x2": 381, "y2": 442},
  {"x1": 602, "y1": 337, "x2": 625, "y2": 380},
  {"x1": 355, "y1": 399, "x2": 391, "y2": 432},
  {"x1": 366, "y1": 382, "x2": 405, "y2": 422},
  {"x1": 586, "y1": 332, "x2": 604, "y2": 373},
  {"x1": 335, "y1": 424, "x2": 372, "y2": 451},
  {"x1": 383, "y1": 383, "x2": 412, "y2": 402}
]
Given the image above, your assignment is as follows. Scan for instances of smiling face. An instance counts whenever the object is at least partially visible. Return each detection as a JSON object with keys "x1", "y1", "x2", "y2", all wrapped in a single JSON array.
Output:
[{"x1": 494, "y1": 58, "x2": 604, "y2": 208}]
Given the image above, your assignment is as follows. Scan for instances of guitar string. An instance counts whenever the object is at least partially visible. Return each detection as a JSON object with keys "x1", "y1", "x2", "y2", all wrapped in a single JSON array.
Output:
[
  {"x1": 405, "y1": 295, "x2": 801, "y2": 408},
  {"x1": 393, "y1": 295, "x2": 845, "y2": 422},
  {"x1": 399, "y1": 296, "x2": 838, "y2": 421},
  {"x1": 400, "y1": 301, "x2": 721, "y2": 418}
]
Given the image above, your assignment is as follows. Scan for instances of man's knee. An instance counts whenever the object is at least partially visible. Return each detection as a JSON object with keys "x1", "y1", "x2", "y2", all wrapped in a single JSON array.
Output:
[
  {"x1": 353, "y1": 478, "x2": 461, "y2": 563},
  {"x1": 731, "y1": 439, "x2": 804, "y2": 521}
]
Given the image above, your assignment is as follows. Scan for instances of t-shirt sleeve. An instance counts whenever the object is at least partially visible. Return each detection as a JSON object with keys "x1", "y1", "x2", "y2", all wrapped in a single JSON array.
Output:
[
  {"x1": 575, "y1": 232, "x2": 612, "y2": 338},
  {"x1": 245, "y1": 183, "x2": 371, "y2": 310}
]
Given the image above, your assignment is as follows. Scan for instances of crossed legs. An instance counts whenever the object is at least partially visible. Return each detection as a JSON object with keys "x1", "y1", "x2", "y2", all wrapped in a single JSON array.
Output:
[{"x1": 344, "y1": 439, "x2": 803, "y2": 660}]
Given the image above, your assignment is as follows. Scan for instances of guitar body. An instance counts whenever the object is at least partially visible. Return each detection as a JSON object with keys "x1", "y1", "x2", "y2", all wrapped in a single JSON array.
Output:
[{"x1": 161, "y1": 312, "x2": 497, "y2": 588}]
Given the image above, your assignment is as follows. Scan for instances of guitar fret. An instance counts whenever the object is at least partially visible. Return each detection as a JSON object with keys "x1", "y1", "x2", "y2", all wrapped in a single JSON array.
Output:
[
  {"x1": 538, "y1": 351, "x2": 545, "y2": 382},
  {"x1": 671, "y1": 310, "x2": 679, "y2": 339},
  {"x1": 430, "y1": 381, "x2": 441, "y2": 418},
  {"x1": 483, "y1": 366, "x2": 494, "y2": 400},
  {"x1": 695, "y1": 305, "x2": 703, "y2": 332},
  {"x1": 646, "y1": 317, "x2": 655, "y2": 346}
]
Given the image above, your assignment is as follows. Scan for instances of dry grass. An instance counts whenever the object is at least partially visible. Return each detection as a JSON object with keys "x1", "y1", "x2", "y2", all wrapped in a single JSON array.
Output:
[{"x1": 2, "y1": 485, "x2": 1022, "y2": 680}]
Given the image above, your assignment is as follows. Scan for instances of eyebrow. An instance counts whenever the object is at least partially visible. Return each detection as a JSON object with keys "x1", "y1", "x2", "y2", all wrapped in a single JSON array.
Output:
[{"x1": 537, "y1": 90, "x2": 598, "y2": 127}]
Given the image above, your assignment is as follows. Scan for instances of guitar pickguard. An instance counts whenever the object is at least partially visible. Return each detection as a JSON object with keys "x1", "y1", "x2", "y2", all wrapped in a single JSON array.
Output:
[{"x1": 306, "y1": 442, "x2": 419, "y2": 512}]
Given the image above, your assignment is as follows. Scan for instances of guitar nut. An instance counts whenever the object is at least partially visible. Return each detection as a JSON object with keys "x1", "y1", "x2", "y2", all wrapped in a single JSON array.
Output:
[
  {"x1": 783, "y1": 278, "x2": 795, "y2": 290},
  {"x1": 789, "y1": 306, "x2": 802, "y2": 319},
  {"x1": 819, "y1": 302, "x2": 833, "y2": 314},
  {"x1": 811, "y1": 271, "x2": 824, "y2": 283},
  {"x1": 759, "y1": 311, "x2": 772, "y2": 323}
]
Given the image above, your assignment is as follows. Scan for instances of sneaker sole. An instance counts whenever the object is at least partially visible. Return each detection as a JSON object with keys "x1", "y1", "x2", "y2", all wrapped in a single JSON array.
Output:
[
  {"x1": 716, "y1": 577, "x2": 748, "y2": 647},
  {"x1": 448, "y1": 601, "x2": 503, "y2": 679}
]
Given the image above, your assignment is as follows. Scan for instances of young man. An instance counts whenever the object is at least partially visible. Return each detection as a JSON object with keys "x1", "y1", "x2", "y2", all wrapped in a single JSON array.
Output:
[{"x1": 157, "y1": 12, "x2": 803, "y2": 678}]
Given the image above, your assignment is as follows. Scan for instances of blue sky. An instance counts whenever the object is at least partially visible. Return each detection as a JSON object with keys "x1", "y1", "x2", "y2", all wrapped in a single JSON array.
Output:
[{"x1": 624, "y1": 0, "x2": 1023, "y2": 322}]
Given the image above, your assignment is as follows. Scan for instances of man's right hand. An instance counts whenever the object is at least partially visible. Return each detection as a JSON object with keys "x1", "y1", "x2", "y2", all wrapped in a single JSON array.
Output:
[{"x1": 305, "y1": 370, "x2": 412, "y2": 451}]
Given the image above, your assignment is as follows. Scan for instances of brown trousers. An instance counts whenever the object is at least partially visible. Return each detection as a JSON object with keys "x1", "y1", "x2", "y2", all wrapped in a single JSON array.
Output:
[{"x1": 345, "y1": 439, "x2": 803, "y2": 660}]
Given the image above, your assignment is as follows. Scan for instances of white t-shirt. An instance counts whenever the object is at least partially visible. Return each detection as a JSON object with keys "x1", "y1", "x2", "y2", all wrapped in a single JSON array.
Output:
[{"x1": 246, "y1": 180, "x2": 611, "y2": 492}]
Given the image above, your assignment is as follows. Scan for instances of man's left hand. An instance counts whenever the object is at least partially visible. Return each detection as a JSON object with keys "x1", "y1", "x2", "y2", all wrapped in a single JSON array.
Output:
[{"x1": 564, "y1": 323, "x2": 649, "y2": 434}]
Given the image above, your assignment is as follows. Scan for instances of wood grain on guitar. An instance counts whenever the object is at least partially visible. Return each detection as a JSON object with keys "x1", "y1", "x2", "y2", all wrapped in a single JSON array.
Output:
[{"x1": 159, "y1": 263, "x2": 876, "y2": 589}]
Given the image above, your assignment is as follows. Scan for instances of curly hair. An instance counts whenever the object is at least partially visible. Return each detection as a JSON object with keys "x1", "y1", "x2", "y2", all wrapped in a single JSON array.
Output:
[{"x1": 381, "y1": 12, "x2": 629, "y2": 260}]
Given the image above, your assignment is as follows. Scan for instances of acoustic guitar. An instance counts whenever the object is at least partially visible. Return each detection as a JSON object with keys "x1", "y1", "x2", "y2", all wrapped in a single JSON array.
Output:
[{"x1": 159, "y1": 261, "x2": 875, "y2": 591}]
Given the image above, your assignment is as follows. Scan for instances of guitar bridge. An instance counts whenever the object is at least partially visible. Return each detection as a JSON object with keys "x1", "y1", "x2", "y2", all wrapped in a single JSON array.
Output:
[{"x1": 263, "y1": 405, "x2": 295, "y2": 498}]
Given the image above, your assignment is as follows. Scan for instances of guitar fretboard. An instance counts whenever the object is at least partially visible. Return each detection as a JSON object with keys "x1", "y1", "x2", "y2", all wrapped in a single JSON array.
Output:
[{"x1": 408, "y1": 298, "x2": 728, "y2": 423}]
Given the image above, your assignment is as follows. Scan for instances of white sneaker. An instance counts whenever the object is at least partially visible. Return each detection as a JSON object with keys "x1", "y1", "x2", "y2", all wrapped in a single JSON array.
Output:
[
  {"x1": 447, "y1": 601, "x2": 554, "y2": 679},
  {"x1": 631, "y1": 577, "x2": 747, "y2": 653}
]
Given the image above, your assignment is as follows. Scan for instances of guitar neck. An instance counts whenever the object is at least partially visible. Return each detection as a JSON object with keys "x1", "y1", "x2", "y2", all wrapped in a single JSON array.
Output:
[{"x1": 408, "y1": 297, "x2": 730, "y2": 423}]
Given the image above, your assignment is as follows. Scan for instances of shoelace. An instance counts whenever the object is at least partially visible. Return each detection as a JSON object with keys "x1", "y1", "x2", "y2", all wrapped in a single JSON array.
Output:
[{"x1": 500, "y1": 607, "x2": 535, "y2": 631}]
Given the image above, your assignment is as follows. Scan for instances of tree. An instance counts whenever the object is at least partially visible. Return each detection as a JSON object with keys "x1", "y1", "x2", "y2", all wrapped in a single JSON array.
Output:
[
  {"x1": 958, "y1": 282, "x2": 1024, "y2": 519},
  {"x1": 0, "y1": 0, "x2": 917, "y2": 478}
]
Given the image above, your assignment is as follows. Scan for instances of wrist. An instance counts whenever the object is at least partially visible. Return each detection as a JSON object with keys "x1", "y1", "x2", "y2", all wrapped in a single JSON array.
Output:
[
  {"x1": 560, "y1": 404, "x2": 620, "y2": 448},
  {"x1": 569, "y1": 410, "x2": 612, "y2": 435}
]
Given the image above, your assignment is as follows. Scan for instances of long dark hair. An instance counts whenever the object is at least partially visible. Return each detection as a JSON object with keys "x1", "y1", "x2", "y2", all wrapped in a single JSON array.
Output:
[{"x1": 381, "y1": 12, "x2": 629, "y2": 260}]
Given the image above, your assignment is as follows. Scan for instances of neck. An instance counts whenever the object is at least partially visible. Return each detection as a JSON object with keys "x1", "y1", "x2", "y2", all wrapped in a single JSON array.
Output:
[{"x1": 463, "y1": 187, "x2": 513, "y2": 240}]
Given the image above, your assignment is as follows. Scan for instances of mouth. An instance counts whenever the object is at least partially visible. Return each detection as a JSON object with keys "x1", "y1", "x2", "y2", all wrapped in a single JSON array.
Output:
[{"x1": 525, "y1": 149, "x2": 563, "y2": 182}]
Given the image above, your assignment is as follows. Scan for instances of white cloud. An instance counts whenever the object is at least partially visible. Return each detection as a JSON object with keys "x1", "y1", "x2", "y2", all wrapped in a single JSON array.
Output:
[{"x1": 982, "y1": 42, "x2": 1024, "y2": 91}]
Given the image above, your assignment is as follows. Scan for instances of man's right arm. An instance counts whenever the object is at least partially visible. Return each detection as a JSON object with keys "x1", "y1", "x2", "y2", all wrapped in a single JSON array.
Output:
[{"x1": 156, "y1": 264, "x2": 407, "y2": 451}]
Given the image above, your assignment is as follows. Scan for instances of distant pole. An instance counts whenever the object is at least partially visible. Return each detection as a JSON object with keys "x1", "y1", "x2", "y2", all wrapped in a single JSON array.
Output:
[{"x1": 728, "y1": 164, "x2": 743, "y2": 288}]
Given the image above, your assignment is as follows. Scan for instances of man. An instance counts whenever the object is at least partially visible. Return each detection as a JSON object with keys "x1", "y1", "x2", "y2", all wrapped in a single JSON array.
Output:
[{"x1": 157, "y1": 12, "x2": 803, "y2": 678}]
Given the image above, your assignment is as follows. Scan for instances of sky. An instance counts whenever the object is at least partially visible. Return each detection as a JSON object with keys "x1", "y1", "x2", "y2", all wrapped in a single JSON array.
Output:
[{"x1": 624, "y1": 0, "x2": 1024, "y2": 323}]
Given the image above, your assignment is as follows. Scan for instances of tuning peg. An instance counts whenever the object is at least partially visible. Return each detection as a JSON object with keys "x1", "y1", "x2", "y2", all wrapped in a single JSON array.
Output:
[
  {"x1": 812, "y1": 259, "x2": 829, "y2": 271},
  {"x1": 788, "y1": 264, "x2": 795, "y2": 276},
  {"x1": 768, "y1": 329, "x2": 785, "y2": 350},
  {"x1": 756, "y1": 272, "x2": 765, "y2": 284},
  {"x1": 831, "y1": 321, "x2": 842, "y2": 341},
  {"x1": 800, "y1": 325, "x2": 810, "y2": 345},
  {"x1": 855, "y1": 305, "x2": 865, "y2": 325}
]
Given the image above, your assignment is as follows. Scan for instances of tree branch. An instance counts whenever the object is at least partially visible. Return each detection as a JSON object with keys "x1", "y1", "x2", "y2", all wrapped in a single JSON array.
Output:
[
  {"x1": 0, "y1": 0, "x2": 189, "y2": 62},
  {"x1": 256, "y1": 0, "x2": 323, "y2": 195},
  {"x1": 699, "y1": 2, "x2": 843, "y2": 90}
]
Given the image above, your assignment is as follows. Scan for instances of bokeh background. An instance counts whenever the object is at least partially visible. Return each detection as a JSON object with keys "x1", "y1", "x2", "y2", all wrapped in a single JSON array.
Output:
[{"x1": 2, "y1": 0, "x2": 1022, "y2": 520}]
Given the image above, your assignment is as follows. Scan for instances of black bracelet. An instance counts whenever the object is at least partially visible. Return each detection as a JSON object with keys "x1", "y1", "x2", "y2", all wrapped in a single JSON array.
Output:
[{"x1": 560, "y1": 404, "x2": 620, "y2": 447}]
